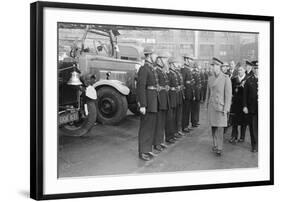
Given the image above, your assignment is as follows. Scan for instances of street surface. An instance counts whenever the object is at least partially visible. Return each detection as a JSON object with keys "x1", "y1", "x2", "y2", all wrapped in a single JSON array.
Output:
[{"x1": 58, "y1": 105, "x2": 258, "y2": 178}]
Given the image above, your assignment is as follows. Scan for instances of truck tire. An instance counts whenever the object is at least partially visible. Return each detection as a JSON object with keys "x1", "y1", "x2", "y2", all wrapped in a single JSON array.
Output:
[
  {"x1": 128, "y1": 103, "x2": 141, "y2": 116},
  {"x1": 59, "y1": 101, "x2": 97, "y2": 137},
  {"x1": 97, "y1": 86, "x2": 128, "y2": 124}
]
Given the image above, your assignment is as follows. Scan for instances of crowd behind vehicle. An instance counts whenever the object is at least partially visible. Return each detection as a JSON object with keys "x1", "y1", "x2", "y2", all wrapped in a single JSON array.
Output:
[{"x1": 136, "y1": 46, "x2": 258, "y2": 161}]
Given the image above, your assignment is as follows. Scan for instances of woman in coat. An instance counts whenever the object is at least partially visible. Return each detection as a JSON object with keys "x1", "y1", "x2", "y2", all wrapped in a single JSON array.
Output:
[
  {"x1": 206, "y1": 58, "x2": 232, "y2": 156},
  {"x1": 229, "y1": 66, "x2": 247, "y2": 143}
]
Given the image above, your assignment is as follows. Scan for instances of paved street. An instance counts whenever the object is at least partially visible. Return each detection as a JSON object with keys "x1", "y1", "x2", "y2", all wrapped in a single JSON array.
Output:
[{"x1": 58, "y1": 105, "x2": 258, "y2": 178}]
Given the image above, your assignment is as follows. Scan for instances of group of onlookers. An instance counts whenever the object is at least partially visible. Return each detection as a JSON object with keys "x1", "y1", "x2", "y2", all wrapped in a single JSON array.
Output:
[
  {"x1": 227, "y1": 60, "x2": 259, "y2": 152},
  {"x1": 205, "y1": 58, "x2": 258, "y2": 156}
]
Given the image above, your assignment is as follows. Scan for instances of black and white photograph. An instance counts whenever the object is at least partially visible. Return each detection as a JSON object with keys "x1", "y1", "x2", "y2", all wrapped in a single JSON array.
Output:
[
  {"x1": 29, "y1": 1, "x2": 274, "y2": 200},
  {"x1": 58, "y1": 23, "x2": 259, "y2": 177}
]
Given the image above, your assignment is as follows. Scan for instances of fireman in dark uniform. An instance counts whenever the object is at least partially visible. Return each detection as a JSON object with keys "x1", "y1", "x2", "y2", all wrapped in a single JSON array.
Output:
[
  {"x1": 203, "y1": 68, "x2": 209, "y2": 101},
  {"x1": 199, "y1": 68, "x2": 206, "y2": 102},
  {"x1": 191, "y1": 63, "x2": 202, "y2": 128},
  {"x1": 169, "y1": 57, "x2": 185, "y2": 137},
  {"x1": 181, "y1": 56, "x2": 195, "y2": 132},
  {"x1": 136, "y1": 46, "x2": 159, "y2": 161},
  {"x1": 153, "y1": 52, "x2": 170, "y2": 152},
  {"x1": 243, "y1": 60, "x2": 258, "y2": 152},
  {"x1": 165, "y1": 57, "x2": 180, "y2": 144}
]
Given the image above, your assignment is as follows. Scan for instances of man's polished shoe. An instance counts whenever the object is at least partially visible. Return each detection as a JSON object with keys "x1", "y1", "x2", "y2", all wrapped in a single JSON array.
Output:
[
  {"x1": 178, "y1": 131, "x2": 186, "y2": 136},
  {"x1": 148, "y1": 152, "x2": 157, "y2": 157},
  {"x1": 216, "y1": 150, "x2": 222, "y2": 156},
  {"x1": 139, "y1": 153, "x2": 153, "y2": 161},
  {"x1": 229, "y1": 137, "x2": 237, "y2": 144},
  {"x1": 154, "y1": 145, "x2": 164, "y2": 152},
  {"x1": 160, "y1": 143, "x2": 168, "y2": 149},
  {"x1": 212, "y1": 146, "x2": 218, "y2": 152},
  {"x1": 166, "y1": 138, "x2": 176, "y2": 144},
  {"x1": 183, "y1": 127, "x2": 190, "y2": 133},
  {"x1": 174, "y1": 133, "x2": 182, "y2": 138},
  {"x1": 238, "y1": 138, "x2": 245, "y2": 143}
]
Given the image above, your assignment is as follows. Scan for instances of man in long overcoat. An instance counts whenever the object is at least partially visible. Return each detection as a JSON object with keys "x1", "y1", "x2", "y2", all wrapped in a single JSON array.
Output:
[{"x1": 206, "y1": 57, "x2": 232, "y2": 156}]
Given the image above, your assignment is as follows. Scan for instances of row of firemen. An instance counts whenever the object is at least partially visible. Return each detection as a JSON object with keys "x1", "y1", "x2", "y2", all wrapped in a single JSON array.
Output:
[
  {"x1": 136, "y1": 46, "x2": 258, "y2": 161},
  {"x1": 136, "y1": 47, "x2": 206, "y2": 161}
]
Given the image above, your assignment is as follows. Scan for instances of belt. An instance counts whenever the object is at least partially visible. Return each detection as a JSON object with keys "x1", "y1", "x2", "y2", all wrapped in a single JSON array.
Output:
[
  {"x1": 159, "y1": 85, "x2": 170, "y2": 91},
  {"x1": 158, "y1": 86, "x2": 166, "y2": 91},
  {"x1": 176, "y1": 86, "x2": 182, "y2": 92},
  {"x1": 170, "y1": 87, "x2": 177, "y2": 91},
  {"x1": 148, "y1": 85, "x2": 170, "y2": 92},
  {"x1": 147, "y1": 86, "x2": 157, "y2": 90}
]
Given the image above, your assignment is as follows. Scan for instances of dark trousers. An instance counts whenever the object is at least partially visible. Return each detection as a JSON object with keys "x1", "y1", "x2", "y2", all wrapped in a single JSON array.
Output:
[
  {"x1": 231, "y1": 125, "x2": 246, "y2": 139},
  {"x1": 182, "y1": 99, "x2": 192, "y2": 129},
  {"x1": 200, "y1": 87, "x2": 207, "y2": 101},
  {"x1": 247, "y1": 114, "x2": 258, "y2": 149},
  {"x1": 191, "y1": 100, "x2": 200, "y2": 125},
  {"x1": 165, "y1": 107, "x2": 176, "y2": 140},
  {"x1": 138, "y1": 112, "x2": 157, "y2": 154},
  {"x1": 175, "y1": 104, "x2": 183, "y2": 132},
  {"x1": 154, "y1": 110, "x2": 167, "y2": 146}
]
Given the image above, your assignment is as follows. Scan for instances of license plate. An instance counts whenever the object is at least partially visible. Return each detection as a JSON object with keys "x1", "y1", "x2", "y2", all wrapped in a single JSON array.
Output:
[{"x1": 59, "y1": 111, "x2": 79, "y2": 125}]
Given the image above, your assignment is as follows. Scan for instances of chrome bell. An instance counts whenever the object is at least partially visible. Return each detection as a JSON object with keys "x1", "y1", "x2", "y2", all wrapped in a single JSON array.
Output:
[{"x1": 67, "y1": 70, "x2": 82, "y2": 85}]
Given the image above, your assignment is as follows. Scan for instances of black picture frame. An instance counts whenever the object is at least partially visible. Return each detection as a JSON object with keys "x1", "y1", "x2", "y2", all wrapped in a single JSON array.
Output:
[{"x1": 30, "y1": 1, "x2": 274, "y2": 200}]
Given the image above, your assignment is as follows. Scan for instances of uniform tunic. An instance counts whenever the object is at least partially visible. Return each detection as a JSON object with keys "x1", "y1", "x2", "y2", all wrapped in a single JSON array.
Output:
[
  {"x1": 154, "y1": 66, "x2": 169, "y2": 146},
  {"x1": 136, "y1": 61, "x2": 158, "y2": 112},
  {"x1": 191, "y1": 69, "x2": 202, "y2": 125},
  {"x1": 181, "y1": 64, "x2": 194, "y2": 129},
  {"x1": 165, "y1": 69, "x2": 178, "y2": 140},
  {"x1": 173, "y1": 69, "x2": 184, "y2": 131}
]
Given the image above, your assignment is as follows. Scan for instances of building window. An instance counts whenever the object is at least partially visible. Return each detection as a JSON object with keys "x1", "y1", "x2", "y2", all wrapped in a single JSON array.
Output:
[
  {"x1": 199, "y1": 31, "x2": 215, "y2": 41},
  {"x1": 199, "y1": 44, "x2": 214, "y2": 59},
  {"x1": 219, "y1": 44, "x2": 234, "y2": 57}
]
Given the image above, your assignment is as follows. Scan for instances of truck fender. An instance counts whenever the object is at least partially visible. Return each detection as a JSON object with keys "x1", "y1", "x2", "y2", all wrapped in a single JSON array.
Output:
[{"x1": 93, "y1": 79, "x2": 130, "y2": 95}]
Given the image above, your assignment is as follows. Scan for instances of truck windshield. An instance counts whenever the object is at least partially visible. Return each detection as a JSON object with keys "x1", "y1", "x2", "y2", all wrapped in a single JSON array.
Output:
[{"x1": 83, "y1": 31, "x2": 112, "y2": 57}]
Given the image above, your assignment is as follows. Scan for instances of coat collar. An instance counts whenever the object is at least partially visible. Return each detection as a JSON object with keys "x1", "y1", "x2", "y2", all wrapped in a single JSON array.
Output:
[{"x1": 209, "y1": 72, "x2": 224, "y2": 88}]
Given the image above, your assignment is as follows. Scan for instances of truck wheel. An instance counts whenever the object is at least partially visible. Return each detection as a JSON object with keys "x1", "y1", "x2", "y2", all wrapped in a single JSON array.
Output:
[
  {"x1": 128, "y1": 103, "x2": 141, "y2": 116},
  {"x1": 59, "y1": 101, "x2": 97, "y2": 136},
  {"x1": 97, "y1": 86, "x2": 128, "y2": 124}
]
